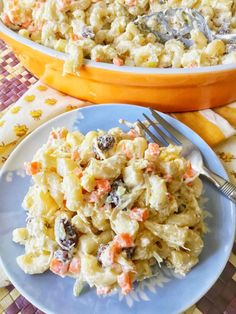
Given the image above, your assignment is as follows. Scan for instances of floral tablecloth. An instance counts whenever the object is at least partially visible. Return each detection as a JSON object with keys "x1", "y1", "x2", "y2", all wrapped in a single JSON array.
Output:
[{"x1": 0, "y1": 39, "x2": 236, "y2": 314}]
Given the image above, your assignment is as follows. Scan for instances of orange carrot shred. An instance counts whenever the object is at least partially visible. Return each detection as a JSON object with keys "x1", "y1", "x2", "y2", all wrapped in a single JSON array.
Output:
[
  {"x1": 69, "y1": 257, "x2": 81, "y2": 274},
  {"x1": 96, "y1": 179, "x2": 111, "y2": 193},
  {"x1": 129, "y1": 207, "x2": 149, "y2": 221},
  {"x1": 72, "y1": 150, "x2": 80, "y2": 161},
  {"x1": 113, "y1": 57, "x2": 124, "y2": 66},
  {"x1": 148, "y1": 143, "x2": 160, "y2": 156},
  {"x1": 114, "y1": 233, "x2": 134, "y2": 248},
  {"x1": 117, "y1": 272, "x2": 132, "y2": 294},
  {"x1": 24, "y1": 161, "x2": 41, "y2": 176},
  {"x1": 50, "y1": 258, "x2": 69, "y2": 277}
]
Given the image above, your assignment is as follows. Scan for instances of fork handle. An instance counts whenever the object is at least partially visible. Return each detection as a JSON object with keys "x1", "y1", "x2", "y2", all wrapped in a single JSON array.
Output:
[
  {"x1": 215, "y1": 33, "x2": 236, "y2": 42},
  {"x1": 202, "y1": 167, "x2": 236, "y2": 203}
]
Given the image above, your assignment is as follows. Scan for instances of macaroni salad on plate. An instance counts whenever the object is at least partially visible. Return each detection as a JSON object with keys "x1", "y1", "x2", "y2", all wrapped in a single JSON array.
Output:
[
  {"x1": 1, "y1": 0, "x2": 236, "y2": 72},
  {"x1": 13, "y1": 122, "x2": 205, "y2": 296}
]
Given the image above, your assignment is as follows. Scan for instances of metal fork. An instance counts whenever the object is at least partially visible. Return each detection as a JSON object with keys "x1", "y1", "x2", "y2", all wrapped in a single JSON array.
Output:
[{"x1": 138, "y1": 108, "x2": 236, "y2": 204}]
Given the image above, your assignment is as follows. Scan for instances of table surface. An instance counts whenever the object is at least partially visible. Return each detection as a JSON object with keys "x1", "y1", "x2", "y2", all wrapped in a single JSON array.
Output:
[{"x1": 0, "y1": 39, "x2": 236, "y2": 314}]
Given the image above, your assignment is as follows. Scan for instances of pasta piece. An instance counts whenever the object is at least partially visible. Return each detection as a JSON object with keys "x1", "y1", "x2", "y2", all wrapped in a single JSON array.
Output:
[
  {"x1": 62, "y1": 173, "x2": 83, "y2": 211},
  {"x1": 191, "y1": 177, "x2": 203, "y2": 198},
  {"x1": 116, "y1": 137, "x2": 148, "y2": 159},
  {"x1": 122, "y1": 165, "x2": 144, "y2": 188},
  {"x1": 86, "y1": 155, "x2": 126, "y2": 179},
  {"x1": 33, "y1": 146, "x2": 57, "y2": 169},
  {"x1": 97, "y1": 230, "x2": 113, "y2": 244},
  {"x1": 144, "y1": 221, "x2": 189, "y2": 248},
  {"x1": 73, "y1": 277, "x2": 84, "y2": 296},
  {"x1": 80, "y1": 254, "x2": 117, "y2": 287},
  {"x1": 22, "y1": 186, "x2": 59, "y2": 220},
  {"x1": 79, "y1": 234, "x2": 99, "y2": 254},
  {"x1": 80, "y1": 173, "x2": 96, "y2": 192},
  {"x1": 148, "y1": 175, "x2": 168, "y2": 210},
  {"x1": 91, "y1": 211, "x2": 110, "y2": 231},
  {"x1": 12, "y1": 228, "x2": 28, "y2": 245},
  {"x1": 79, "y1": 131, "x2": 98, "y2": 164},
  {"x1": 57, "y1": 158, "x2": 77, "y2": 177},
  {"x1": 111, "y1": 211, "x2": 139, "y2": 238},
  {"x1": 71, "y1": 214, "x2": 92, "y2": 234},
  {"x1": 66, "y1": 131, "x2": 84, "y2": 150},
  {"x1": 46, "y1": 172, "x2": 64, "y2": 207},
  {"x1": 185, "y1": 230, "x2": 204, "y2": 257},
  {"x1": 167, "y1": 250, "x2": 198, "y2": 276},
  {"x1": 135, "y1": 260, "x2": 153, "y2": 281},
  {"x1": 17, "y1": 251, "x2": 52, "y2": 274},
  {"x1": 166, "y1": 210, "x2": 201, "y2": 227}
]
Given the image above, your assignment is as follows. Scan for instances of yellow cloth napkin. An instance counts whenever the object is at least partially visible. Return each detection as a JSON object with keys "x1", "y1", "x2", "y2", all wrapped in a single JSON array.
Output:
[
  {"x1": 0, "y1": 80, "x2": 235, "y2": 166},
  {"x1": 0, "y1": 81, "x2": 90, "y2": 166}
]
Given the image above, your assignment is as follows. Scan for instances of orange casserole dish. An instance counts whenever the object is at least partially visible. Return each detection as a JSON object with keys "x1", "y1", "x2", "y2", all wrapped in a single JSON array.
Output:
[{"x1": 0, "y1": 21, "x2": 236, "y2": 112}]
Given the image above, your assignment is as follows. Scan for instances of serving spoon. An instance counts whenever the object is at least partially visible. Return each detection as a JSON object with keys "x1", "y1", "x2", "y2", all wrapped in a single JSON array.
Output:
[{"x1": 134, "y1": 8, "x2": 236, "y2": 47}]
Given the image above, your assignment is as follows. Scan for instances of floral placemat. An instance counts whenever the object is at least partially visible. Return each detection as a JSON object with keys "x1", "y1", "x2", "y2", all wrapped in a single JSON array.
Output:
[{"x1": 0, "y1": 39, "x2": 236, "y2": 314}]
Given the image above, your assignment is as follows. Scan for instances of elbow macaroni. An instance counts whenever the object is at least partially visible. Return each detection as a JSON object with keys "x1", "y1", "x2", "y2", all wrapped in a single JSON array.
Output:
[
  {"x1": 1, "y1": 0, "x2": 236, "y2": 73},
  {"x1": 13, "y1": 122, "x2": 206, "y2": 296}
]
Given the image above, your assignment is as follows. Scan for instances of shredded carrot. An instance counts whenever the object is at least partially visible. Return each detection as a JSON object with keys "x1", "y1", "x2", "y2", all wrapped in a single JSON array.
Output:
[
  {"x1": 50, "y1": 258, "x2": 69, "y2": 277},
  {"x1": 183, "y1": 162, "x2": 196, "y2": 179},
  {"x1": 88, "y1": 191, "x2": 100, "y2": 202},
  {"x1": 121, "y1": 144, "x2": 133, "y2": 159},
  {"x1": 148, "y1": 143, "x2": 160, "y2": 156},
  {"x1": 114, "y1": 233, "x2": 134, "y2": 248},
  {"x1": 74, "y1": 167, "x2": 83, "y2": 177},
  {"x1": 117, "y1": 272, "x2": 132, "y2": 294},
  {"x1": 50, "y1": 131, "x2": 58, "y2": 139},
  {"x1": 22, "y1": 18, "x2": 32, "y2": 29},
  {"x1": 71, "y1": 33, "x2": 79, "y2": 41},
  {"x1": 11, "y1": 9, "x2": 20, "y2": 25},
  {"x1": 127, "y1": 129, "x2": 138, "y2": 139},
  {"x1": 113, "y1": 57, "x2": 124, "y2": 66},
  {"x1": 1, "y1": 13, "x2": 11, "y2": 26},
  {"x1": 110, "y1": 233, "x2": 135, "y2": 263},
  {"x1": 69, "y1": 257, "x2": 81, "y2": 274},
  {"x1": 109, "y1": 242, "x2": 121, "y2": 263},
  {"x1": 126, "y1": 150, "x2": 133, "y2": 159},
  {"x1": 24, "y1": 161, "x2": 41, "y2": 176},
  {"x1": 71, "y1": 150, "x2": 80, "y2": 161},
  {"x1": 129, "y1": 207, "x2": 149, "y2": 221},
  {"x1": 95, "y1": 57, "x2": 102, "y2": 62},
  {"x1": 96, "y1": 179, "x2": 111, "y2": 194},
  {"x1": 189, "y1": 61, "x2": 198, "y2": 68}
]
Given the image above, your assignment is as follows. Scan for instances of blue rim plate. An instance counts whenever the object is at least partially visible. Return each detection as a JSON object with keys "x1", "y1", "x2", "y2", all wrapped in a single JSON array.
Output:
[{"x1": 0, "y1": 104, "x2": 235, "y2": 314}]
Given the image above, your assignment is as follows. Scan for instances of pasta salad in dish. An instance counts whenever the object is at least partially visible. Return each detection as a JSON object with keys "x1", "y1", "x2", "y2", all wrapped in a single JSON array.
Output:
[
  {"x1": 13, "y1": 122, "x2": 205, "y2": 296},
  {"x1": 1, "y1": 0, "x2": 236, "y2": 72}
]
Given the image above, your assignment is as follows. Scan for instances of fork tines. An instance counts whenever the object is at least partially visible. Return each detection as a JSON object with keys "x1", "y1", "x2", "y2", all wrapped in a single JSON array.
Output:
[
  {"x1": 137, "y1": 119, "x2": 163, "y2": 146},
  {"x1": 138, "y1": 108, "x2": 182, "y2": 147}
]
